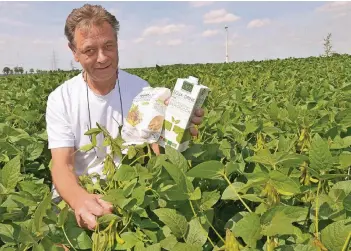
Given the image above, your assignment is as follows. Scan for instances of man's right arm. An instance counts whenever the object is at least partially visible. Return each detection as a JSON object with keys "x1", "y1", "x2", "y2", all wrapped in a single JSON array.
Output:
[
  {"x1": 46, "y1": 89, "x2": 112, "y2": 230},
  {"x1": 50, "y1": 147, "x2": 112, "y2": 230},
  {"x1": 50, "y1": 147, "x2": 86, "y2": 209}
]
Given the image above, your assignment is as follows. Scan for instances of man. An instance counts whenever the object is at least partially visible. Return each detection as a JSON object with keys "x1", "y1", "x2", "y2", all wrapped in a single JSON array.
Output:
[{"x1": 46, "y1": 4, "x2": 204, "y2": 231}]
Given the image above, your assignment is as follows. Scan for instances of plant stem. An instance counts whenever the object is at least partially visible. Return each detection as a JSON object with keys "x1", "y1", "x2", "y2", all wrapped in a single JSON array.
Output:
[
  {"x1": 130, "y1": 154, "x2": 149, "y2": 166},
  {"x1": 222, "y1": 174, "x2": 253, "y2": 213},
  {"x1": 120, "y1": 214, "x2": 132, "y2": 234},
  {"x1": 62, "y1": 226, "x2": 78, "y2": 251},
  {"x1": 315, "y1": 180, "x2": 322, "y2": 240},
  {"x1": 189, "y1": 200, "x2": 216, "y2": 248},
  {"x1": 189, "y1": 200, "x2": 197, "y2": 217},
  {"x1": 204, "y1": 215, "x2": 225, "y2": 244},
  {"x1": 341, "y1": 231, "x2": 351, "y2": 251}
]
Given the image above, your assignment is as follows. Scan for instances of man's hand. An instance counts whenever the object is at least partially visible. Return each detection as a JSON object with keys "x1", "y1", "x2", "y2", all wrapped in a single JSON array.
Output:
[
  {"x1": 71, "y1": 192, "x2": 113, "y2": 230},
  {"x1": 50, "y1": 147, "x2": 113, "y2": 231}
]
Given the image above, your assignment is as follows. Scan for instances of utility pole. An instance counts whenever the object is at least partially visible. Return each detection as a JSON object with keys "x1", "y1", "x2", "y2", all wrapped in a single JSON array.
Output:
[{"x1": 225, "y1": 25, "x2": 229, "y2": 63}]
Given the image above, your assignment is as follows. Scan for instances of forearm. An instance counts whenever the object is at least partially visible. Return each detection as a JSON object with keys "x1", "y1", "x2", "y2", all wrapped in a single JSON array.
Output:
[{"x1": 51, "y1": 163, "x2": 87, "y2": 209}]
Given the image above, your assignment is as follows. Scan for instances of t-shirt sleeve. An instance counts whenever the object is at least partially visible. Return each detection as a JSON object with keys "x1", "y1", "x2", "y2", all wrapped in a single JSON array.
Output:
[{"x1": 46, "y1": 89, "x2": 75, "y2": 149}]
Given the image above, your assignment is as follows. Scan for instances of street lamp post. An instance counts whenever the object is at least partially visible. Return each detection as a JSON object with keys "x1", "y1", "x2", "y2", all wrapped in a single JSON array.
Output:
[{"x1": 225, "y1": 26, "x2": 229, "y2": 63}]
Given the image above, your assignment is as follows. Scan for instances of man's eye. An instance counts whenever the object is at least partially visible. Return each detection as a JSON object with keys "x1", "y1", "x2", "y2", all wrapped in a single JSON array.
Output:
[{"x1": 85, "y1": 49, "x2": 94, "y2": 54}]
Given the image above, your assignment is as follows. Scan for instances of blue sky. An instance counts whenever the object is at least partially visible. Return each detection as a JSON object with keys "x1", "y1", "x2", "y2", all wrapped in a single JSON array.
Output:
[{"x1": 0, "y1": 1, "x2": 350, "y2": 71}]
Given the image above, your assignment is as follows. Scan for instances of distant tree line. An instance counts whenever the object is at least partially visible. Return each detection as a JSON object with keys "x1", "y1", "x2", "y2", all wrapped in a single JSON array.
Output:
[{"x1": 1, "y1": 66, "x2": 74, "y2": 75}]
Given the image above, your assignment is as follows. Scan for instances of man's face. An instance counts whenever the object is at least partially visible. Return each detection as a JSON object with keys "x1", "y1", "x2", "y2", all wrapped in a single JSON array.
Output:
[{"x1": 71, "y1": 21, "x2": 118, "y2": 82}]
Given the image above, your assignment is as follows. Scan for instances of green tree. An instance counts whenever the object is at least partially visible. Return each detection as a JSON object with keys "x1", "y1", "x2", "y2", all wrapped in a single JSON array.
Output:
[{"x1": 2, "y1": 67, "x2": 10, "y2": 75}]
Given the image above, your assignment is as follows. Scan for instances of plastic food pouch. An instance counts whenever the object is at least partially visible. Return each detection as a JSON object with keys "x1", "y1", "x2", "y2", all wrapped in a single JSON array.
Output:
[{"x1": 121, "y1": 86, "x2": 171, "y2": 146}]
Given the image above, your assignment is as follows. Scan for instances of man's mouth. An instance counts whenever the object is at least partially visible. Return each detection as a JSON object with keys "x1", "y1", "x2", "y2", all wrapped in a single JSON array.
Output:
[{"x1": 97, "y1": 64, "x2": 110, "y2": 70}]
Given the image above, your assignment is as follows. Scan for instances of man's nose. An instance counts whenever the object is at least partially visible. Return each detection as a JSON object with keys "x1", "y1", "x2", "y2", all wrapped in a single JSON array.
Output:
[{"x1": 97, "y1": 49, "x2": 108, "y2": 63}]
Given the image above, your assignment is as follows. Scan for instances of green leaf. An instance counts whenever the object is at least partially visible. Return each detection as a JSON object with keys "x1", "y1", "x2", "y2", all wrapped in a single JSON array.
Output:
[
  {"x1": 225, "y1": 162, "x2": 244, "y2": 176},
  {"x1": 0, "y1": 155, "x2": 21, "y2": 190},
  {"x1": 144, "y1": 243, "x2": 161, "y2": 251},
  {"x1": 186, "y1": 160, "x2": 224, "y2": 179},
  {"x1": 200, "y1": 190, "x2": 221, "y2": 211},
  {"x1": 189, "y1": 187, "x2": 201, "y2": 201},
  {"x1": 233, "y1": 213, "x2": 262, "y2": 247},
  {"x1": 79, "y1": 143, "x2": 94, "y2": 152},
  {"x1": 320, "y1": 219, "x2": 351, "y2": 251},
  {"x1": 153, "y1": 208, "x2": 188, "y2": 239},
  {"x1": 269, "y1": 170, "x2": 300, "y2": 196},
  {"x1": 172, "y1": 242, "x2": 202, "y2": 251},
  {"x1": 160, "y1": 235, "x2": 178, "y2": 250},
  {"x1": 186, "y1": 217, "x2": 208, "y2": 246},
  {"x1": 165, "y1": 145, "x2": 189, "y2": 172},
  {"x1": 84, "y1": 127, "x2": 102, "y2": 135},
  {"x1": 114, "y1": 164, "x2": 138, "y2": 181},
  {"x1": 261, "y1": 211, "x2": 297, "y2": 236},
  {"x1": 102, "y1": 189, "x2": 136, "y2": 209},
  {"x1": 132, "y1": 185, "x2": 146, "y2": 205},
  {"x1": 343, "y1": 193, "x2": 351, "y2": 212},
  {"x1": 115, "y1": 232, "x2": 139, "y2": 250},
  {"x1": 245, "y1": 149, "x2": 277, "y2": 167},
  {"x1": 309, "y1": 134, "x2": 334, "y2": 172},
  {"x1": 162, "y1": 161, "x2": 194, "y2": 199},
  {"x1": 261, "y1": 205, "x2": 309, "y2": 225},
  {"x1": 33, "y1": 192, "x2": 52, "y2": 234},
  {"x1": 0, "y1": 223, "x2": 15, "y2": 243},
  {"x1": 57, "y1": 205, "x2": 68, "y2": 228},
  {"x1": 338, "y1": 152, "x2": 351, "y2": 169}
]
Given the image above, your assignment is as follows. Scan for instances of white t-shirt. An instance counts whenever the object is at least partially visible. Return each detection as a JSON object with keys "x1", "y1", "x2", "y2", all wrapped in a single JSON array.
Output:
[{"x1": 45, "y1": 69, "x2": 149, "y2": 198}]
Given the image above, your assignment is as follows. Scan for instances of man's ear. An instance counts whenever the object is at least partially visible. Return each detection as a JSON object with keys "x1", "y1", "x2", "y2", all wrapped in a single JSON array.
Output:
[{"x1": 68, "y1": 42, "x2": 79, "y2": 62}]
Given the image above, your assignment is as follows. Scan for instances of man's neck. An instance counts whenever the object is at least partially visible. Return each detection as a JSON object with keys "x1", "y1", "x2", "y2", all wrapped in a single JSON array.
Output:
[{"x1": 84, "y1": 71, "x2": 117, "y2": 96}]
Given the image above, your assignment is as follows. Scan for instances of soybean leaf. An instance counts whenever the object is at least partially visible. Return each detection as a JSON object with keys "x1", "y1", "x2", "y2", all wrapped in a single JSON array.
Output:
[
  {"x1": 186, "y1": 160, "x2": 224, "y2": 179},
  {"x1": 320, "y1": 219, "x2": 351, "y2": 251},
  {"x1": 309, "y1": 134, "x2": 334, "y2": 172},
  {"x1": 233, "y1": 213, "x2": 262, "y2": 247},
  {"x1": 153, "y1": 208, "x2": 188, "y2": 239}
]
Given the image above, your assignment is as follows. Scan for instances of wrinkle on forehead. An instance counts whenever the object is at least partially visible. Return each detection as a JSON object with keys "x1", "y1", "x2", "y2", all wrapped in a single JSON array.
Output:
[{"x1": 74, "y1": 21, "x2": 117, "y2": 47}]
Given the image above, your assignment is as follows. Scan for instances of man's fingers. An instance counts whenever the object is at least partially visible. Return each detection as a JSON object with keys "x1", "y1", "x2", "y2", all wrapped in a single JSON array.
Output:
[
  {"x1": 76, "y1": 210, "x2": 97, "y2": 231},
  {"x1": 82, "y1": 212, "x2": 97, "y2": 230},
  {"x1": 151, "y1": 143, "x2": 161, "y2": 156},
  {"x1": 86, "y1": 199, "x2": 105, "y2": 216},
  {"x1": 190, "y1": 126, "x2": 198, "y2": 137},
  {"x1": 164, "y1": 98, "x2": 170, "y2": 106},
  {"x1": 95, "y1": 196, "x2": 113, "y2": 214},
  {"x1": 191, "y1": 116, "x2": 203, "y2": 125},
  {"x1": 194, "y1": 108, "x2": 204, "y2": 117}
]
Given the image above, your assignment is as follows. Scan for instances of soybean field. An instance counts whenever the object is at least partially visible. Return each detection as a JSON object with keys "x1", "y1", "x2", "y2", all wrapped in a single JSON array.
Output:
[{"x1": 0, "y1": 54, "x2": 351, "y2": 250}]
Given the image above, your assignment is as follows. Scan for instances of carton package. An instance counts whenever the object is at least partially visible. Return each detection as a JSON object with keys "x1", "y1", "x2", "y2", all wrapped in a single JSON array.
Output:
[
  {"x1": 158, "y1": 76, "x2": 210, "y2": 152},
  {"x1": 122, "y1": 87, "x2": 171, "y2": 146}
]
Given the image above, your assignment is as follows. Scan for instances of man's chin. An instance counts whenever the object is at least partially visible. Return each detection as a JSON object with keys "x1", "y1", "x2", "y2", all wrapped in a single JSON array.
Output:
[{"x1": 93, "y1": 69, "x2": 116, "y2": 81}]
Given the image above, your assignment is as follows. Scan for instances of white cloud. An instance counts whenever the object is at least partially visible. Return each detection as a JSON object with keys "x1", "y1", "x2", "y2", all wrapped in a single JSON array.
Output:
[
  {"x1": 167, "y1": 39, "x2": 182, "y2": 46},
  {"x1": 247, "y1": 18, "x2": 271, "y2": 28},
  {"x1": 0, "y1": 17, "x2": 30, "y2": 27},
  {"x1": 202, "y1": 29, "x2": 220, "y2": 37},
  {"x1": 204, "y1": 9, "x2": 240, "y2": 24},
  {"x1": 156, "y1": 40, "x2": 163, "y2": 46},
  {"x1": 189, "y1": 1, "x2": 214, "y2": 8},
  {"x1": 142, "y1": 24, "x2": 187, "y2": 36},
  {"x1": 133, "y1": 37, "x2": 144, "y2": 44},
  {"x1": 0, "y1": 40, "x2": 5, "y2": 44},
  {"x1": 315, "y1": 1, "x2": 351, "y2": 13}
]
